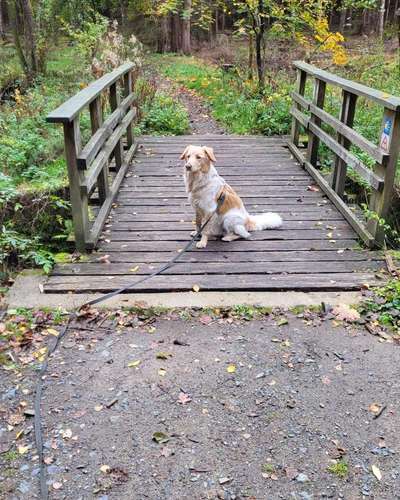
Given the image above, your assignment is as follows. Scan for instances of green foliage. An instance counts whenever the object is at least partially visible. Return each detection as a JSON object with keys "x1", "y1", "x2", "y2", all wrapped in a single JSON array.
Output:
[
  {"x1": 327, "y1": 460, "x2": 349, "y2": 478},
  {"x1": 155, "y1": 55, "x2": 291, "y2": 135},
  {"x1": 360, "y1": 280, "x2": 400, "y2": 333},
  {"x1": 138, "y1": 92, "x2": 189, "y2": 135}
]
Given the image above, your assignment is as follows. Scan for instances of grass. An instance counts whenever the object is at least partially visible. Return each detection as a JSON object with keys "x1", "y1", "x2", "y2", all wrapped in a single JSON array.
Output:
[{"x1": 327, "y1": 460, "x2": 349, "y2": 478}]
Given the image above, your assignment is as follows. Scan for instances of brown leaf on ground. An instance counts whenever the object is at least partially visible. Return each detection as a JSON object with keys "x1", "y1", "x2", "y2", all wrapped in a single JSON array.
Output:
[
  {"x1": 177, "y1": 392, "x2": 192, "y2": 405},
  {"x1": 331, "y1": 304, "x2": 360, "y2": 322}
]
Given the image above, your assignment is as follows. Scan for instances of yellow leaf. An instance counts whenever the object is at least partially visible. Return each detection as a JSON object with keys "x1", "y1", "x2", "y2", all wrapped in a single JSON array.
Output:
[
  {"x1": 94, "y1": 405, "x2": 103, "y2": 412},
  {"x1": 227, "y1": 364, "x2": 236, "y2": 373},
  {"x1": 372, "y1": 464, "x2": 382, "y2": 481},
  {"x1": 128, "y1": 360, "x2": 141, "y2": 368},
  {"x1": 16, "y1": 430, "x2": 24, "y2": 440},
  {"x1": 130, "y1": 266, "x2": 139, "y2": 273},
  {"x1": 158, "y1": 368, "x2": 166, "y2": 377},
  {"x1": 46, "y1": 328, "x2": 59, "y2": 336},
  {"x1": 100, "y1": 464, "x2": 110, "y2": 473},
  {"x1": 192, "y1": 284, "x2": 200, "y2": 292},
  {"x1": 18, "y1": 445, "x2": 29, "y2": 455}
]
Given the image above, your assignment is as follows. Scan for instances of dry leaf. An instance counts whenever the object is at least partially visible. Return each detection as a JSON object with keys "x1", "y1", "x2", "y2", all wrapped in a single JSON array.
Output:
[
  {"x1": 46, "y1": 328, "x2": 59, "y2": 337},
  {"x1": 307, "y1": 185, "x2": 320, "y2": 192},
  {"x1": 100, "y1": 464, "x2": 111, "y2": 473},
  {"x1": 129, "y1": 266, "x2": 139, "y2": 273},
  {"x1": 156, "y1": 352, "x2": 173, "y2": 360},
  {"x1": 369, "y1": 403, "x2": 382, "y2": 415},
  {"x1": 128, "y1": 360, "x2": 141, "y2": 368},
  {"x1": 227, "y1": 364, "x2": 236, "y2": 373},
  {"x1": 18, "y1": 445, "x2": 29, "y2": 455},
  {"x1": 158, "y1": 368, "x2": 166, "y2": 377},
  {"x1": 52, "y1": 482, "x2": 63, "y2": 490},
  {"x1": 61, "y1": 429, "x2": 72, "y2": 439},
  {"x1": 177, "y1": 392, "x2": 192, "y2": 405},
  {"x1": 94, "y1": 405, "x2": 103, "y2": 412},
  {"x1": 332, "y1": 304, "x2": 360, "y2": 322},
  {"x1": 372, "y1": 464, "x2": 382, "y2": 481},
  {"x1": 192, "y1": 284, "x2": 200, "y2": 292},
  {"x1": 153, "y1": 431, "x2": 169, "y2": 444}
]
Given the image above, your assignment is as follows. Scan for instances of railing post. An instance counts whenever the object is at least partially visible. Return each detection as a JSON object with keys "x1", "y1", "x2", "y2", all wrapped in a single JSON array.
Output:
[
  {"x1": 331, "y1": 90, "x2": 358, "y2": 197},
  {"x1": 109, "y1": 81, "x2": 123, "y2": 170},
  {"x1": 63, "y1": 119, "x2": 88, "y2": 252},
  {"x1": 367, "y1": 108, "x2": 400, "y2": 244},
  {"x1": 124, "y1": 71, "x2": 134, "y2": 148},
  {"x1": 290, "y1": 69, "x2": 307, "y2": 147},
  {"x1": 306, "y1": 78, "x2": 326, "y2": 166},
  {"x1": 89, "y1": 96, "x2": 110, "y2": 204}
]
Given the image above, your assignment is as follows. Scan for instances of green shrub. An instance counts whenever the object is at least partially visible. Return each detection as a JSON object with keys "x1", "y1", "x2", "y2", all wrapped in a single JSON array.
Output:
[{"x1": 139, "y1": 92, "x2": 189, "y2": 135}]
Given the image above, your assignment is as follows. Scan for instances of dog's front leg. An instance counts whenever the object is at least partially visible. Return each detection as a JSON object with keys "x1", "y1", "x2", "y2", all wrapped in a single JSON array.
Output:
[
  {"x1": 191, "y1": 210, "x2": 203, "y2": 237},
  {"x1": 196, "y1": 232, "x2": 208, "y2": 248}
]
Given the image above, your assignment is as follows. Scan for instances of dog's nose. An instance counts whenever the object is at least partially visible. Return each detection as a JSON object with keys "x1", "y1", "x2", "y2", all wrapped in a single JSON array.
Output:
[{"x1": 185, "y1": 164, "x2": 191, "y2": 171}]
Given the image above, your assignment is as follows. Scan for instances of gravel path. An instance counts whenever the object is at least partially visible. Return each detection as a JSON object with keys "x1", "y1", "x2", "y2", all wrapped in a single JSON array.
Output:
[{"x1": 1, "y1": 309, "x2": 399, "y2": 499}]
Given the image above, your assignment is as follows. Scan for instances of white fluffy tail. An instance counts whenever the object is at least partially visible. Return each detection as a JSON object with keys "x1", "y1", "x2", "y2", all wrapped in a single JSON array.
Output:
[{"x1": 249, "y1": 212, "x2": 282, "y2": 231}]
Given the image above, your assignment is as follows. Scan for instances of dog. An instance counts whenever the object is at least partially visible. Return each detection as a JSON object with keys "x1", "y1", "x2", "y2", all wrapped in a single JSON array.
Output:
[{"x1": 180, "y1": 145, "x2": 282, "y2": 248}]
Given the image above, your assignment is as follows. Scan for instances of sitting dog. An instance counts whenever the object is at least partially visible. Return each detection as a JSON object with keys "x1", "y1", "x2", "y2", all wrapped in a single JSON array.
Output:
[{"x1": 181, "y1": 145, "x2": 282, "y2": 248}]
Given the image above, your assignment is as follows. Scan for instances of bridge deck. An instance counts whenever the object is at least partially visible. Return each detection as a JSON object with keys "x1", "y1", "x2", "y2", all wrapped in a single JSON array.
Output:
[{"x1": 44, "y1": 135, "x2": 387, "y2": 293}]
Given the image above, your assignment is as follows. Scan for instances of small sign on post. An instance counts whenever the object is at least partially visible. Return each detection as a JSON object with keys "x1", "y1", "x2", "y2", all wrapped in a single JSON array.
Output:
[{"x1": 380, "y1": 118, "x2": 392, "y2": 152}]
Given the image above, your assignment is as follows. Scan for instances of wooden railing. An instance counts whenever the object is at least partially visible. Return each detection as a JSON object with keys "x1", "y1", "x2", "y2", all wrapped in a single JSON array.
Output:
[
  {"x1": 288, "y1": 61, "x2": 400, "y2": 247},
  {"x1": 47, "y1": 62, "x2": 138, "y2": 251}
]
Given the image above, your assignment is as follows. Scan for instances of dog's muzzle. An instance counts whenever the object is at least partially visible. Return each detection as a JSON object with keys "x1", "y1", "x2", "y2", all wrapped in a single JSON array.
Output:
[{"x1": 185, "y1": 163, "x2": 192, "y2": 171}]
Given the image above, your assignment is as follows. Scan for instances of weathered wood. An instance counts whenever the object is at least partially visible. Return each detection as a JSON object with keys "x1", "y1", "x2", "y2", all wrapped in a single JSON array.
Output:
[
  {"x1": 53, "y1": 260, "x2": 383, "y2": 276},
  {"x1": 293, "y1": 61, "x2": 400, "y2": 111},
  {"x1": 43, "y1": 272, "x2": 382, "y2": 293},
  {"x1": 124, "y1": 72, "x2": 134, "y2": 148},
  {"x1": 290, "y1": 69, "x2": 307, "y2": 146},
  {"x1": 82, "y1": 108, "x2": 136, "y2": 194},
  {"x1": 367, "y1": 108, "x2": 400, "y2": 243},
  {"x1": 46, "y1": 62, "x2": 135, "y2": 123},
  {"x1": 89, "y1": 97, "x2": 109, "y2": 204},
  {"x1": 331, "y1": 91, "x2": 358, "y2": 197},
  {"x1": 288, "y1": 142, "x2": 375, "y2": 246},
  {"x1": 307, "y1": 78, "x2": 326, "y2": 166},
  {"x1": 307, "y1": 122, "x2": 384, "y2": 191},
  {"x1": 109, "y1": 81, "x2": 123, "y2": 171},
  {"x1": 78, "y1": 94, "x2": 135, "y2": 169},
  {"x1": 63, "y1": 119, "x2": 88, "y2": 252}
]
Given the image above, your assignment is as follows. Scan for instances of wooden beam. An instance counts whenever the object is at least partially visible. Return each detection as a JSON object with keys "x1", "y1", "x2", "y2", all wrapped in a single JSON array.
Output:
[
  {"x1": 290, "y1": 69, "x2": 307, "y2": 147},
  {"x1": 109, "y1": 81, "x2": 123, "y2": 171},
  {"x1": 89, "y1": 96, "x2": 109, "y2": 205},
  {"x1": 307, "y1": 78, "x2": 326, "y2": 167}
]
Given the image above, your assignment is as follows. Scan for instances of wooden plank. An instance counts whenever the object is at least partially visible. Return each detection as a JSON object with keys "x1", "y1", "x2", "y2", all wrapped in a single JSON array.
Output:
[
  {"x1": 293, "y1": 61, "x2": 400, "y2": 111},
  {"x1": 124, "y1": 72, "x2": 134, "y2": 148},
  {"x1": 113, "y1": 198, "x2": 327, "y2": 206},
  {"x1": 290, "y1": 107, "x2": 309, "y2": 129},
  {"x1": 291, "y1": 91, "x2": 310, "y2": 111},
  {"x1": 62, "y1": 119, "x2": 88, "y2": 252},
  {"x1": 307, "y1": 78, "x2": 326, "y2": 166},
  {"x1": 88, "y1": 142, "x2": 138, "y2": 248},
  {"x1": 82, "y1": 109, "x2": 136, "y2": 194},
  {"x1": 331, "y1": 90, "x2": 358, "y2": 196},
  {"x1": 119, "y1": 185, "x2": 317, "y2": 194},
  {"x1": 99, "y1": 239, "x2": 358, "y2": 252},
  {"x1": 47, "y1": 62, "x2": 135, "y2": 123},
  {"x1": 52, "y1": 260, "x2": 383, "y2": 276},
  {"x1": 117, "y1": 190, "x2": 324, "y2": 199},
  {"x1": 287, "y1": 142, "x2": 374, "y2": 246},
  {"x1": 43, "y1": 272, "x2": 382, "y2": 293},
  {"x1": 122, "y1": 178, "x2": 312, "y2": 187},
  {"x1": 89, "y1": 97, "x2": 109, "y2": 205},
  {"x1": 109, "y1": 81, "x2": 123, "y2": 171},
  {"x1": 88, "y1": 250, "x2": 383, "y2": 263},
  {"x1": 104, "y1": 228, "x2": 356, "y2": 241},
  {"x1": 78, "y1": 94, "x2": 136, "y2": 169},
  {"x1": 105, "y1": 220, "x2": 350, "y2": 231},
  {"x1": 291, "y1": 69, "x2": 307, "y2": 147},
  {"x1": 308, "y1": 103, "x2": 388, "y2": 163},
  {"x1": 308, "y1": 121, "x2": 384, "y2": 190}
]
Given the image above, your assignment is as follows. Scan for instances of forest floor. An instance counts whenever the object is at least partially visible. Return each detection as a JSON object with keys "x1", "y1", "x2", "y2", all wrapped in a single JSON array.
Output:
[{"x1": 0, "y1": 308, "x2": 399, "y2": 499}]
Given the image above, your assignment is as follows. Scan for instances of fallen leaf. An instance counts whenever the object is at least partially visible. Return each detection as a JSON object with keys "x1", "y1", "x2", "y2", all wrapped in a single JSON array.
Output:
[
  {"x1": 128, "y1": 360, "x2": 141, "y2": 368},
  {"x1": 277, "y1": 318, "x2": 288, "y2": 326},
  {"x1": 46, "y1": 328, "x2": 59, "y2": 337},
  {"x1": 94, "y1": 405, "x2": 103, "y2": 412},
  {"x1": 332, "y1": 304, "x2": 360, "y2": 322},
  {"x1": 18, "y1": 445, "x2": 29, "y2": 455},
  {"x1": 61, "y1": 429, "x2": 72, "y2": 439},
  {"x1": 177, "y1": 392, "x2": 192, "y2": 405},
  {"x1": 100, "y1": 464, "x2": 111, "y2": 473},
  {"x1": 307, "y1": 185, "x2": 320, "y2": 192},
  {"x1": 369, "y1": 403, "x2": 382, "y2": 415},
  {"x1": 156, "y1": 352, "x2": 173, "y2": 360},
  {"x1": 153, "y1": 431, "x2": 170, "y2": 444},
  {"x1": 285, "y1": 467, "x2": 298, "y2": 480},
  {"x1": 160, "y1": 446, "x2": 174, "y2": 457},
  {"x1": 129, "y1": 266, "x2": 139, "y2": 273},
  {"x1": 372, "y1": 464, "x2": 382, "y2": 481},
  {"x1": 44, "y1": 456, "x2": 54, "y2": 465},
  {"x1": 52, "y1": 482, "x2": 63, "y2": 490},
  {"x1": 321, "y1": 376, "x2": 331, "y2": 385},
  {"x1": 97, "y1": 255, "x2": 111, "y2": 264},
  {"x1": 158, "y1": 368, "x2": 166, "y2": 377},
  {"x1": 227, "y1": 364, "x2": 236, "y2": 373},
  {"x1": 192, "y1": 284, "x2": 200, "y2": 292}
]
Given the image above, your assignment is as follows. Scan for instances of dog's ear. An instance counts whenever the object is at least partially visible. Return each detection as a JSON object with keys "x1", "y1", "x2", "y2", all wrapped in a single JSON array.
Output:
[
  {"x1": 180, "y1": 146, "x2": 190, "y2": 160},
  {"x1": 203, "y1": 146, "x2": 216, "y2": 163}
]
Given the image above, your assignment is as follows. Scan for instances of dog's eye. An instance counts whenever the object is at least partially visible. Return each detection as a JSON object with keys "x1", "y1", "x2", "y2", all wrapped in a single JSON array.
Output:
[{"x1": 196, "y1": 155, "x2": 201, "y2": 159}]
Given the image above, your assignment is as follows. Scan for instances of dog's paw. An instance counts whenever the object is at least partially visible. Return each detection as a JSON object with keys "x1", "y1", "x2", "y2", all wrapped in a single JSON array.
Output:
[
  {"x1": 196, "y1": 240, "x2": 207, "y2": 249},
  {"x1": 190, "y1": 230, "x2": 198, "y2": 237}
]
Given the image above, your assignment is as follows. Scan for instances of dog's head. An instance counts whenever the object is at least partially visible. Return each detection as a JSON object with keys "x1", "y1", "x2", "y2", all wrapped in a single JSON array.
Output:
[{"x1": 180, "y1": 145, "x2": 216, "y2": 174}]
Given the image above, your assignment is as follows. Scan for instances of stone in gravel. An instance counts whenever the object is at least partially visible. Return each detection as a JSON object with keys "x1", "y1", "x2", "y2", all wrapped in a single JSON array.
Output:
[
  {"x1": 109, "y1": 415, "x2": 121, "y2": 424},
  {"x1": 219, "y1": 477, "x2": 232, "y2": 484},
  {"x1": 31, "y1": 468, "x2": 40, "y2": 477},
  {"x1": 19, "y1": 464, "x2": 29, "y2": 472},
  {"x1": 18, "y1": 480, "x2": 31, "y2": 494},
  {"x1": 47, "y1": 465, "x2": 61, "y2": 474},
  {"x1": 296, "y1": 473, "x2": 310, "y2": 483},
  {"x1": 255, "y1": 372, "x2": 265, "y2": 379},
  {"x1": 2, "y1": 387, "x2": 17, "y2": 400}
]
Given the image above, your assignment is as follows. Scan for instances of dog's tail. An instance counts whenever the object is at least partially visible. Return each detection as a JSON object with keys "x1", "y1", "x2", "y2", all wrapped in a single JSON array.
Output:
[{"x1": 247, "y1": 212, "x2": 283, "y2": 231}]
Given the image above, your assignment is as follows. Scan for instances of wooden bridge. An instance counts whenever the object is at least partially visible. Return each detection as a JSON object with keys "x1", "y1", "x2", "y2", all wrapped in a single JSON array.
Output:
[{"x1": 44, "y1": 61, "x2": 400, "y2": 294}]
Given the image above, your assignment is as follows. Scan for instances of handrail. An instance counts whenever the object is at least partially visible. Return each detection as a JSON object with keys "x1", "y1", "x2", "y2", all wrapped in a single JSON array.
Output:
[
  {"x1": 289, "y1": 61, "x2": 400, "y2": 247},
  {"x1": 293, "y1": 61, "x2": 400, "y2": 111},
  {"x1": 46, "y1": 62, "x2": 138, "y2": 251},
  {"x1": 47, "y1": 62, "x2": 135, "y2": 123}
]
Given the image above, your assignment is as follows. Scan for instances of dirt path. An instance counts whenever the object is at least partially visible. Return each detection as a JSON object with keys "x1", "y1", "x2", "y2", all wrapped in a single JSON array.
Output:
[
  {"x1": 148, "y1": 66, "x2": 226, "y2": 136},
  {"x1": 1, "y1": 309, "x2": 399, "y2": 499}
]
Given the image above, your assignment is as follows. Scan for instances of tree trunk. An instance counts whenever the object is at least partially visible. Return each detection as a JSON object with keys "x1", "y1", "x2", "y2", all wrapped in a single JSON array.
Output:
[
  {"x1": 170, "y1": 13, "x2": 181, "y2": 52},
  {"x1": 181, "y1": 0, "x2": 191, "y2": 55},
  {"x1": 339, "y1": 7, "x2": 347, "y2": 33},
  {"x1": 158, "y1": 15, "x2": 171, "y2": 53},
  {"x1": 0, "y1": 1, "x2": 5, "y2": 40},
  {"x1": 13, "y1": 0, "x2": 39, "y2": 82},
  {"x1": 248, "y1": 33, "x2": 254, "y2": 80},
  {"x1": 378, "y1": 0, "x2": 386, "y2": 38}
]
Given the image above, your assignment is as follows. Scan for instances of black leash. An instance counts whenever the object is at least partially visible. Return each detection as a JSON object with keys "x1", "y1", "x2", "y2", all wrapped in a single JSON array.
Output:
[{"x1": 34, "y1": 193, "x2": 224, "y2": 499}]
